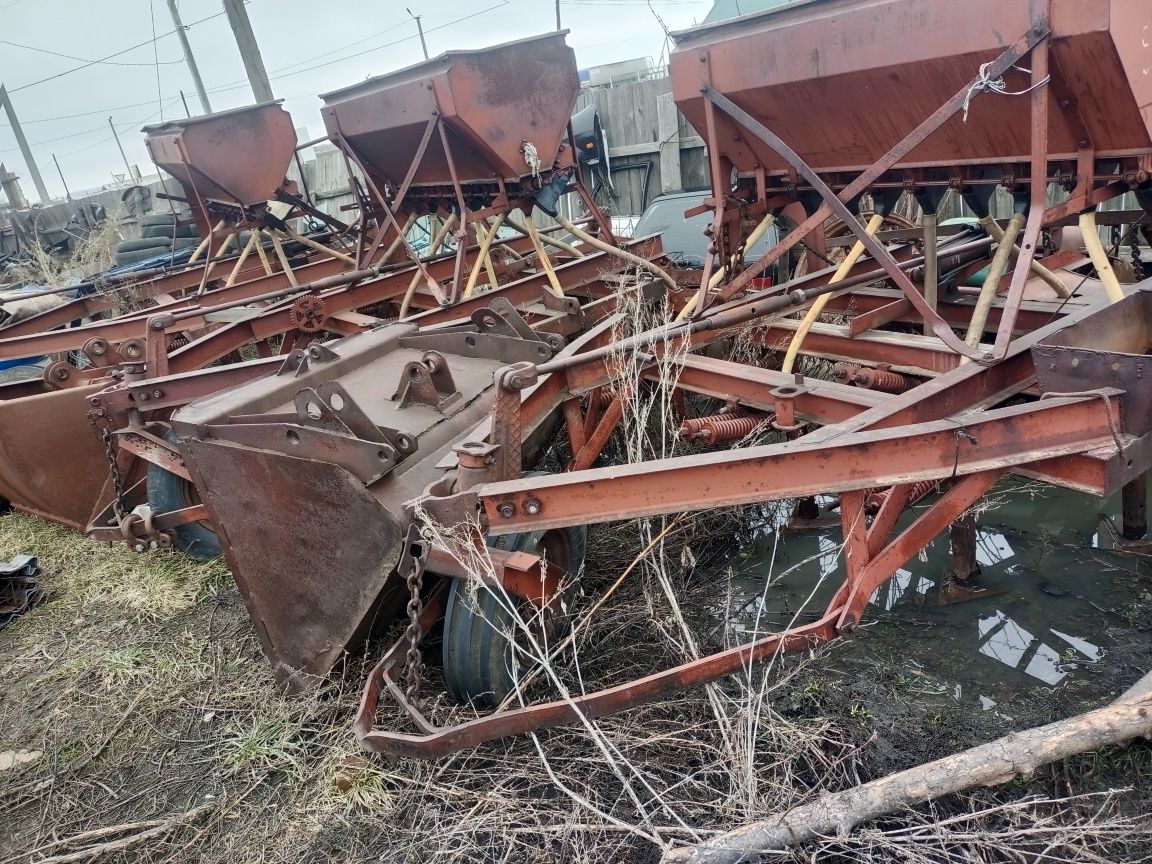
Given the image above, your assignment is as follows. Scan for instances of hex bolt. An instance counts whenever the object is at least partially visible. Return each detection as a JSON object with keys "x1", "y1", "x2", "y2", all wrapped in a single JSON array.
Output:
[
  {"x1": 139, "y1": 392, "x2": 150, "y2": 401},
  {"x1": 497, "y1": 502, "x2": 516, "y2": 518},
  {"x1": 152, "y1": 389, "x2": 163, "y2": 399},
  {"x1": 524, "y1": 498, "x2": 542, "y2": 516}
]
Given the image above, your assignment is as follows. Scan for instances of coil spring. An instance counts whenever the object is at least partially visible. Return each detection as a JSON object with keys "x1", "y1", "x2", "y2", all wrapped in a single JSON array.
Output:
[
  {"x1": 680, "y1": 413, "x2": 762, "y2": 444},
  {"x1": 853, "y1": 366, "x2": 912, "y2": 393},
  {"x1": 865, "y1": 479, "x2": 939, "y2": 513}
]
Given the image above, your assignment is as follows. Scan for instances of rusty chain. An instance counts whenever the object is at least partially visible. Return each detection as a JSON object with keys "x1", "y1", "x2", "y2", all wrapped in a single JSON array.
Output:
[
  {"x1": 87, "y1": 409, "x2": 130, "y2": 523},
  {"x1": 399, "y1": 523, "x2": 429, "y2": 708},
  {"x1": 102, "y1": 430, "x2": 129, "y2": 521}
]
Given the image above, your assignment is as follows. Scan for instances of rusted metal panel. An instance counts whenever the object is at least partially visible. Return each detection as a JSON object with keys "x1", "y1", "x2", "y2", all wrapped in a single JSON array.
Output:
[
  {"x1": 1031, "y1": 289, "x2": 1152, "y2": 434},
  {"x1": 144, "y1": 102, "x2": 298, "y2": 207},
  {"x1": 320, "y1": 32, "x2": 580, "y2": 189},
  {"x1": 670, "y1": 0, "x2": 1152, "y2": 173},
  {"x1": 0, "y1": 384, "x2": 109, "y2": 531},
  {"x1": 183, "y1": 438, "x2": 407, "y2": 689}
]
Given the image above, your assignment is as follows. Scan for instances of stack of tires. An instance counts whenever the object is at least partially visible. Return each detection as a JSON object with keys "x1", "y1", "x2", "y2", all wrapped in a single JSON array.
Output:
[{"x1": 114, "y1": 213, "x2": 201, "y2": 267}]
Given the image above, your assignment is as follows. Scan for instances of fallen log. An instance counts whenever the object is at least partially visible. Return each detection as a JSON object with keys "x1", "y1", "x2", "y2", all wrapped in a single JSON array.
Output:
[{"x1": 664, "y1": 670, "x2": 1152, "y2": 864}]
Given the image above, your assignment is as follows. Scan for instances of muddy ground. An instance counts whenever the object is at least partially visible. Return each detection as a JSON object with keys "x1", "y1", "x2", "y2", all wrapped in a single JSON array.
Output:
[{"x1": 1, "y1": 508, "x2": 1151, "y2": 863}]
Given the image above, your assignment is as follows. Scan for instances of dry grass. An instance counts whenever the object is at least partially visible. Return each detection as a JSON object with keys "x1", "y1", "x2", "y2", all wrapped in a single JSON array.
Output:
[
  {"x1": 0, "y1": 497, "x2": 1150, "y2": 863},
  {"x1": 0, "y1": 219, "x2": 122, "y2": 290}
]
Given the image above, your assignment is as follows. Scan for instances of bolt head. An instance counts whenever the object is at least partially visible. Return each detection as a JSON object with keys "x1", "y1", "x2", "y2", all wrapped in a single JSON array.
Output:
[
  {"x1": 152, "y1": 389, "x2": 162, "y2": 399},
  {"x1": 524, "y1": 498, "x2": 542, "y2": 516},
  {"x1": 497, "y1": 502, "x2": 516, "y2": 519}
]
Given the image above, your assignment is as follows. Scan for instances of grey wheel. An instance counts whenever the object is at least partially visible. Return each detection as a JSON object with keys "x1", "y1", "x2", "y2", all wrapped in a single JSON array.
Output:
[
  {"x1": 146, "y1": 430, "x2": 220, "y2": 560},
  {"x1": 442, "y1": 522, "x2": 586, "y2": 708}
]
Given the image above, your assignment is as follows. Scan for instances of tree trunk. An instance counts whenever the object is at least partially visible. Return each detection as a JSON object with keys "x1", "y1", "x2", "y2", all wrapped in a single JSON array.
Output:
[{"x1": 664, "y1": 670, "x2": 1152, "y2": 864}]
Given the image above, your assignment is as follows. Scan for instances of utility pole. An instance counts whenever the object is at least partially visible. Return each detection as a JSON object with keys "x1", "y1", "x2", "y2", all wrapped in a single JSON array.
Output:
[
  {"x1": 555, "y1": 0, "x2": 561, "y2": 30},
  {"x1": 167, "y1": 0, "x2": 213, "y2": 114},
  {"x1": 52, "y1": 154, "x2": 72, "y2": 201},
  {"x1": 0, "y1": 85, "x2": 49, "y2": 204},
  {"x1": 407, "y1": 8, "x2": 429, "y2": 60},
  {"x1": 179, "y1": 90, "x2": 192, "y2": 118},
  {"x1": 108, "y1": 117, "x2": 134, "y2": 181},
  {"x1": 223, "y1": 0, "x2": 274, "y2": 104},
  {"x1": 0, "y1": 163, "x2": 28, "y2": 210}
]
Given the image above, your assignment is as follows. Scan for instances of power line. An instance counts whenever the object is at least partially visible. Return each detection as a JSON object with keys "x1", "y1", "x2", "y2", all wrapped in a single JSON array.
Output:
[
  {"x1": 0, "y1": 39, "x2": 183, "y2": 66},
  {"x1": 56, "y1": 99, "x2": 182, "y2": 159},
  {"x1": 0, "y1": 97, "x2": 183, "y2": 126},
  {"x1": 182, "y1": 0, "x2": 510, "y2": 102},
  {"x1": 149, "y1": 0, "x2": 165, "y2": 122},
  {"x1": 7, "y1": 10, "x2": 227, "y2": 94},
  {"x1": 0, "y1": 98, "x2": 184, "y2": 156}
]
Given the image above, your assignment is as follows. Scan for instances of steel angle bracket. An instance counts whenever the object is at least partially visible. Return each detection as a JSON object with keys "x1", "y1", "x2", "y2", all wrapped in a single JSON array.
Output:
[
  {"x1": 204, "y1": 422, "x2": 404, "y2": 485},
  {"x1": 399, "y1": 331, "x2": 560, "y2": 364},
  {"x1": 207, "y1": 379, "x2": 417, "y2": 485}
]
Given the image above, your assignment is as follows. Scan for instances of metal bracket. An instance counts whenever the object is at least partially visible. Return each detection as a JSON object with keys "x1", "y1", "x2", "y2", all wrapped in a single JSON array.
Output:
[
  {"x1": 399, "y1": 331, "x2": 558, "y2": 364},
  {"x1": 82, "y1": 336, "x2": 112, "y2": 367},
  {"x1": 393, "y1": 351, "x2": 461, "y2": 413},
  {"x1": 278, "y1": 341, "x2": 341, "y2": 376},
  {"x1": 294, "y1": 381, "x2": 418, "y2": 455},
  {"x1": 208, "y1": 421, "x2": 406, "y2": 486}
]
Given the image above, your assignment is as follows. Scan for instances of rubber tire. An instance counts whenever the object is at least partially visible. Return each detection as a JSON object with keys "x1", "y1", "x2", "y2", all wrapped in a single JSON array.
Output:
[
  {"x1": 146, "y1": 431, "x2": 221, "y2": 561},
  {"x1": 143, "y1": 223, "x2": 199, "y2": 240},
  {"x1": 117, "y1": 237, "x2": 172, "y2": 254},
  {"x1": 442, "y1": 516, "x2": 587, "y2": 708},
  {"x1": 115, "y1": 247, "x2": 181, "y2": 266},
  {"x1": 141, "y1": 212, "x2": 178, "y2": 227}
]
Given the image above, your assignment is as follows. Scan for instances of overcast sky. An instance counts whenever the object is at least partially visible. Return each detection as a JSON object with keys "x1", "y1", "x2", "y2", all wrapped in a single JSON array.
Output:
[{"x1": 0, "y1": 0, "x2": 713, "y2": 200}]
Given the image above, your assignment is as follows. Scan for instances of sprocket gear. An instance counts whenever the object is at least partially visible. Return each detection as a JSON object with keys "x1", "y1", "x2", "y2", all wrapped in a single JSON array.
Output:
[{"x1": 289, "y1": 294, "x2": 328, "y2": 333}]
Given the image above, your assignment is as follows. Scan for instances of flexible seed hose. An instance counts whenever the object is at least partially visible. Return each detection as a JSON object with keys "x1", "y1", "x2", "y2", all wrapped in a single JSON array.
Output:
[
  {"x1": 1079, "y1": 211, "x2": 1125, "y2": 303},
  {"x1": 780, "y1": 213, "x2": 885, "y2": 375},
  {"x1": 554, "y1": 213, "x2": 678, "y2": 291},
  {"x1": 978, "y1": 214, "x2": 1069, "y2": 299},
  {"x1": 523, "y1": 214, "x2": 564, "y2": 296},
  {"x1": 375, "y1": 213, "x2": 418, "y2": 266},
  {"x1": 962, "y1": 211, "x2": 1025, "y2": 358},
  {"x1": 505, "y1": 216, "x2": 584, "y2": 257},
  {"x1": 676, "y1": 212, "x2": 776, "y2": 321},
  {"x1": 398, "y1": 214, "x2": 456, "y2": 319},
  {"x1": 462, "y1": 213, "x2": 506, "y2": 299}
]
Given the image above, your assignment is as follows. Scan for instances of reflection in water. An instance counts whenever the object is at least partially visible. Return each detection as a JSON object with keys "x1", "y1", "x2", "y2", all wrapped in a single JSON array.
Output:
[{"x1": 728, "y1": 476, "x2": 1145, "y2": 706}]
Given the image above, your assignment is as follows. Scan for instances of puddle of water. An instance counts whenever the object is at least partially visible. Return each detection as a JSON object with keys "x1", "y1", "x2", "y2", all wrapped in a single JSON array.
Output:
[{"x1": 727, "y1": 476, "x2": 1151, "y2": 711}]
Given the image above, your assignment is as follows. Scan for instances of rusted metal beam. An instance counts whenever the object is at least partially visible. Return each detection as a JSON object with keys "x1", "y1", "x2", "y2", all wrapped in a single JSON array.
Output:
[
  {"x1": 660, "y1": 353, "x2": 889, "y2": 424},
  {"x1": 478, "y1": 394, "x2": 1118, "y2": 535}
]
